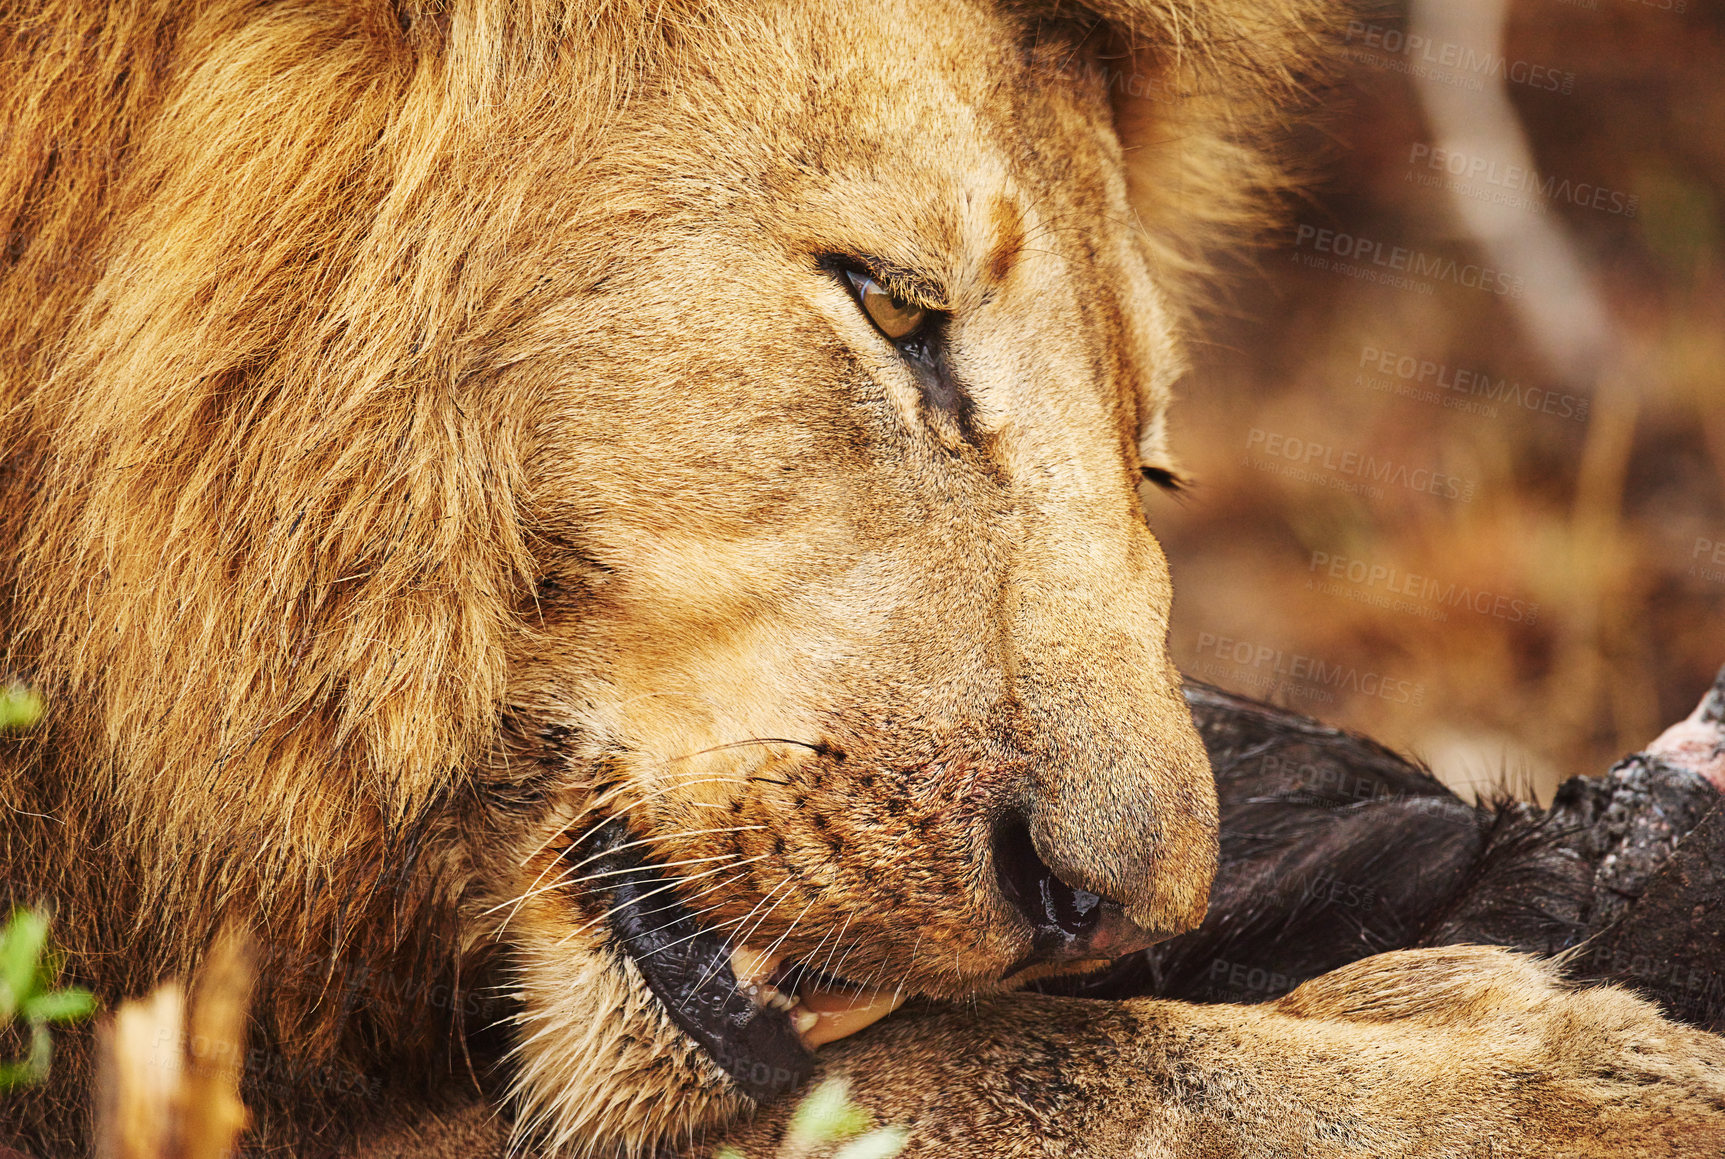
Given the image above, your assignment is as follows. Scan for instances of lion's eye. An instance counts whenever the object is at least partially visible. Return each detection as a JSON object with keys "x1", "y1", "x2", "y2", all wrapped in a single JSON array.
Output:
[{"x1": 844, "y1": 269, "x2": 927, "y2": 342}]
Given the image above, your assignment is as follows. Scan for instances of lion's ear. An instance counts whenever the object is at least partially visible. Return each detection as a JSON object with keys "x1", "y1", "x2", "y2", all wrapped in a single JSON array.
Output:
[{"x1": 1078, "y1": 0, "x2": 1345, "y2": 299}]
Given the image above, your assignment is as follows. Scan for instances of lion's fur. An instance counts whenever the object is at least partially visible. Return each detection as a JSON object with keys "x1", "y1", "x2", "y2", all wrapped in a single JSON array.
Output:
[
  {"x1": 727, "y1": 947, "x2": 1725, "y2": 1158},
  {"x1": 6, "y1": 3, "x2": 1724, "y2": 1158}
]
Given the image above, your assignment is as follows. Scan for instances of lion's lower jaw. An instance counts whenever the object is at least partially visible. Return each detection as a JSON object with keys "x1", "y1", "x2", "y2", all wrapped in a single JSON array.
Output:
[{"x1": 507, "y1": 919, "x2": 748, "y2": 1158}]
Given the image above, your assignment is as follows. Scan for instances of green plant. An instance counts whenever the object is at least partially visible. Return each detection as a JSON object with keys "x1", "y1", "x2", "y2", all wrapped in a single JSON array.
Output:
[
  {"x1": 0, "y1": 909, "x2": 98, "y2": 1092},
  {"x1": 717, "y1": 1077, "x2": 907, "y2": 1159},
  {"x1": 0, "y1": 683, "x2": 42, "y2": 731}
]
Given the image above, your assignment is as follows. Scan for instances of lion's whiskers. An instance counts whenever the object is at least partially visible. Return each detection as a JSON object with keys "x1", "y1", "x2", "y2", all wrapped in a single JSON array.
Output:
[
  {"x1": 485, "y1": 848, "x2": 755, "y2": 918},
  {"x1": 495, "y1": 803, "x2": 763, "y2": 936},
  {"x1": 747, "y1": 893, "x2": 819, "y2": 971},
  {"x1": 620, "y1": 869, "x2": 766, "y2": 959},
  {"x1": 661, "y1": 736, "x2": 828, "y2": 763},
  {"x1": 691, "y1": 875, "x2": 795, "y2": 992},
  {"x1": 533, "y1": 773, "x2": 757, "y2": 865},
  {"x1": 541, "y1": 820, "x2": 766, "y2": 884},
  {"x1": 549, "y1": 864, "x2": 743, "y2": 949},
  {"x1": 806, "y1": 907, "x2": 853, "y2": 984}
]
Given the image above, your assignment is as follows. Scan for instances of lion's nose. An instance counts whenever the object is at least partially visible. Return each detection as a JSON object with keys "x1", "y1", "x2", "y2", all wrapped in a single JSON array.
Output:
[{"x1": 991, "y1": 813, "x2": 1172, "y2": 974}]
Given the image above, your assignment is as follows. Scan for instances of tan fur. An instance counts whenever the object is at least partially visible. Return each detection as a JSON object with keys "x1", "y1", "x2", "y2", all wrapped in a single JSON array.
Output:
[
  {"x1": 725, "y1": 947, "x2": 1725, "y2": 1157},
  {"x1": 2, "y1": 2, "x2": 1721, "y2": 1157}
]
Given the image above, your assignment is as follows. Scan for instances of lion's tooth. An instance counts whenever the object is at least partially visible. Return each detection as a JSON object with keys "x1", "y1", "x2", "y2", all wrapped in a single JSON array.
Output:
[
  {"x1": 731, "y1": 945, "x2": 906, "y2": 1042},
  {"x1": 730, "y1": 945, "x2": 783, "y2": 990},
  {"x1": 795, "y1": 985, "x2": 908, "y2": 1048}
]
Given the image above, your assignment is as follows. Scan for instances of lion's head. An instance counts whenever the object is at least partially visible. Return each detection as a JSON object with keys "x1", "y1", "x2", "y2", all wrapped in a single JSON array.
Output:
[{"x1": 0, "y1": 0, "x2": 1331, "y2": 1153}]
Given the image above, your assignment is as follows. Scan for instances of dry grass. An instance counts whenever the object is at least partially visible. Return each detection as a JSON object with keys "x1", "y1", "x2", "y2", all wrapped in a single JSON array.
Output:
[{"x1": 96, "y1": 931, "x2": 253, "y2": 1159}]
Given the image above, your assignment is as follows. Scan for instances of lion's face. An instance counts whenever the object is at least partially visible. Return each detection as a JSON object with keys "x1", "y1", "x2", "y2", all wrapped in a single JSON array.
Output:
[{"x1": 484, "y1": 0, "x2": 1216, "y2": 1142}]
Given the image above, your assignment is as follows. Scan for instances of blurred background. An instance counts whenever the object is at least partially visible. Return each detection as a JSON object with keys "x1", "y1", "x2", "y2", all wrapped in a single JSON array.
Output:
[{"x1": 1148, "y1": 0, "x2": 1725, "y2": 801}]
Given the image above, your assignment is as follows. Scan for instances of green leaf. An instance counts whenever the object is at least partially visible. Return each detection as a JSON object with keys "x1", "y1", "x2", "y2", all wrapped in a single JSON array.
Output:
[
  {"x1": 0, "y1": 1059, "x2": 36, "y2": 1093},
  {"x1": 23, "y1": 987, "x2": 96, "y2": 1025},
  {"x1": 31, "y1": 946, "x2": 63, "y2": 996},
  {"x1": 0, "y1": 910, "x2": 50, "y2": 1016},
  {"x1": 786, "y1": 1078, "x2": 871, "y2": 1149},
  {"x1": 833, "y1": 1129, "x2": 909, "y2": 1159},
  {"x1": 0, "y1": 1025, "x2": 53, "y2": 1093},
  {"x1": 0, "y1": 909, "x2": 91, "y2": 1090},
  {"x1": 0, "y1": 684, "x2": 42, "y2": 731}
]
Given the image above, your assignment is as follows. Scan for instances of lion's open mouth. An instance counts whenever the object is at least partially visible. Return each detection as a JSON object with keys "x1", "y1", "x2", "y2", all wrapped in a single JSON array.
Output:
[{"x1": 575, "y1": 821, "x2": 906, "y2": 1102}]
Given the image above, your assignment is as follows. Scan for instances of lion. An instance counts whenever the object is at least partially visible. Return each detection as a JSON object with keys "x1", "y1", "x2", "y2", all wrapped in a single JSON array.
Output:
[{"x1": 2, "y1": 1, "x2": 1723, "y2": 1157}]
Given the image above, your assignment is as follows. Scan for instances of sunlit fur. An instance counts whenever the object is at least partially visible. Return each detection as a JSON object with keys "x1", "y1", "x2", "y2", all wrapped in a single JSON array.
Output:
[
  {"x1": 10, "y1": 3, "x2": 1722, "y2": 1159},
  {"x1": 728, "y1": 946, "x2": 1725, "y2": 1157}
]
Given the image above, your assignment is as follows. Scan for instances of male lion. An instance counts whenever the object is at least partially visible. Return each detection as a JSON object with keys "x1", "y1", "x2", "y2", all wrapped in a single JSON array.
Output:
[{"x1": 2, "y1": 1, "x2": 1723, "y2": 1157}]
